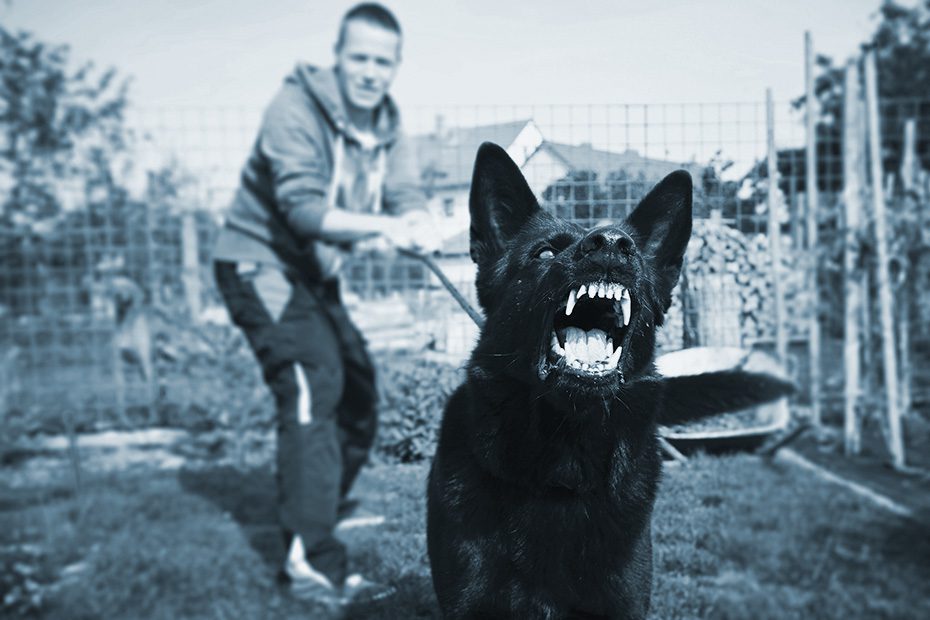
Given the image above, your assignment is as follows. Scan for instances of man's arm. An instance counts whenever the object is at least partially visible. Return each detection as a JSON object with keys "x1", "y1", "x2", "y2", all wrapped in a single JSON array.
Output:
[
  {"x1": 316, "y1": 209, "x2": 404, "y2": 244},
  {"x1": 260, "y1": 89, "x2": 401, "y2": 246}
]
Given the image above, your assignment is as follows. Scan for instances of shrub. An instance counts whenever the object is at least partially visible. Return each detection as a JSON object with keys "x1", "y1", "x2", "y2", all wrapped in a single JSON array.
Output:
[{"x1": 373, "y1": 354, "x2": 464, "y2": 463}]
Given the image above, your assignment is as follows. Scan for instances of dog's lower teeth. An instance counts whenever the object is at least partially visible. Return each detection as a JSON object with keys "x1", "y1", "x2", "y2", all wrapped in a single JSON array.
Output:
[{"x1": 549, "y1": 326, "x2": 623, "y2": 374}]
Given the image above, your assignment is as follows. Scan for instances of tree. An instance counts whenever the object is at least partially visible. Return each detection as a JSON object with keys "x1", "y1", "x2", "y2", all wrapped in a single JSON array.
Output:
[
  {"x1": 0, "y1": 25, "x2": 129, "y2": 230},
  {"x1": 0, "y1": 25, "x2": 212, "y2": 319},
  {"x1": 799, "y1": 1, "x2": 930, "y2": 171},
  {"x1": 799, "y1": 1, "x2": 930, "y2": 424}
]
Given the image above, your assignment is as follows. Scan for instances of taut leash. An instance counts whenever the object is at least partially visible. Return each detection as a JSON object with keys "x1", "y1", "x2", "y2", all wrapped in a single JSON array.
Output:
[{"x1": 396, "y1": 248, "x2": 485, "y2": 329}]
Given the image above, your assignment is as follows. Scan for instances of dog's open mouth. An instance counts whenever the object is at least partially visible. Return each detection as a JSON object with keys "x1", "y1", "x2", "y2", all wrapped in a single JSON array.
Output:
[{"x1": 546, "y1": 281, "x2": 633, "y2": 379}]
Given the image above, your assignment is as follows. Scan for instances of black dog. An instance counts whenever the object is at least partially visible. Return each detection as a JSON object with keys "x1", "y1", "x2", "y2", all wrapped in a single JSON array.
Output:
[{"x1": 426, "y1": 143, "x2": 793, "y2": 619}]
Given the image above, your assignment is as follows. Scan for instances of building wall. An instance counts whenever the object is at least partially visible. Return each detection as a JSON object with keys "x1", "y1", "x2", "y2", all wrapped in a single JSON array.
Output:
[{"x1": 427, "y1": 186, "x2": 471, "y2": 242}]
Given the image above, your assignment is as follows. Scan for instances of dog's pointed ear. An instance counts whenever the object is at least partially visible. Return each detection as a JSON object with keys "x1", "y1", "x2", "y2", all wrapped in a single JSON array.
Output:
[
  {"x1": 469, "y1": 142, "x2": 540, "y2": 264},
  {"x1": 624, "y1": 170, "x2": 692, "y2": 310}
]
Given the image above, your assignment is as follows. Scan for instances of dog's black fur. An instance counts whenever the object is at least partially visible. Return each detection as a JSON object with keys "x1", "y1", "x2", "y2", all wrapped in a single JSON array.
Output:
[{"x1": 426, "y1": 143, "x2": 794, "y2": 619}]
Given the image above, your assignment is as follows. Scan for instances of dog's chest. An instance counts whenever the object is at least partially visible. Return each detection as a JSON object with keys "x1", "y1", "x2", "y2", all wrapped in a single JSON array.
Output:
[{"x1": 507, "y1": 488, "x2": 639, "y2": 561}]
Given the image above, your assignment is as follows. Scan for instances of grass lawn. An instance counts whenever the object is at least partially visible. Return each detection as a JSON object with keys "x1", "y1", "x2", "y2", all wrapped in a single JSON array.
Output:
[{"x1": 1, "y1": 453, "x2": 928, "y2": 619}]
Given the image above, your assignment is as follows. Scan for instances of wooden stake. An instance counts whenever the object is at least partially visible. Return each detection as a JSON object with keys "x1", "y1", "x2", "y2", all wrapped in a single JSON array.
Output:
[
  {"x1": 658, "y1": 436, "x2": 688, "y2": 464},
  {"x1": 842, "y1": 59, "x2": 864, "y2": 456},
  {"x1": 766, "y1": 89, "x2": 788, "y2": 366},
  {"x1": 181, "y1": 211, "x2": 202, "y2": 321},
  {"x1": 898, "y1": 119, "x2": 917, "y2": 416},
  {"x1": 805, "y1": 32, "x2": 822, "y2": 426},
  {"x1": 863, "y1": 51, "x2": 905, "y2": 469}
]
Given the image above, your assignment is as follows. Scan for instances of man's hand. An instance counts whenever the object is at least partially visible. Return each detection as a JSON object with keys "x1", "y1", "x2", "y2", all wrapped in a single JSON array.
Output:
[
  {"x1": 347, "y1": 212, "x2": 443, "y2": 257},
  {"x1": 395, "y1": 211, "x2": 443, "y2": 255},
  {"x1": 353, "y1": 234, "x2": 396, "y2": 258},
  {"x1": 380, "y1": 217, "x2": 415, "y2": 252}
]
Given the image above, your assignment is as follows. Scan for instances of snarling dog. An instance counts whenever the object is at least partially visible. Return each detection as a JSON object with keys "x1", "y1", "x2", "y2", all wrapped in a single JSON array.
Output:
[{"x1": 426, "y1": 143, "x2": 793, "y2": 619}]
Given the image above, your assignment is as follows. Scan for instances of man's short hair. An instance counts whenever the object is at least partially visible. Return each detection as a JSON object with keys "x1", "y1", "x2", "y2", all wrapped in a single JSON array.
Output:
[{"x1": 336, "y1": 3, "x2": 402, "y2": 48}]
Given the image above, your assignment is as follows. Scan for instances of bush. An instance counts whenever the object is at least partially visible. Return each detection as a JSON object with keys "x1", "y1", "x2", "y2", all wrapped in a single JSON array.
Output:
[
  {"x1": 373, "y1": 354, "x2": 464, "y2": 463},
  {"x1": 153, "y1": 316, "x2": 273, "y2": 433}
]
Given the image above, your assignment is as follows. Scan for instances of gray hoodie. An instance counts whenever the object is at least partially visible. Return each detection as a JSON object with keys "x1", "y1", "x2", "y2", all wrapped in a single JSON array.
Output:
[{"x1": 213, "y1": 64, "x2": 425, "y2": 279}]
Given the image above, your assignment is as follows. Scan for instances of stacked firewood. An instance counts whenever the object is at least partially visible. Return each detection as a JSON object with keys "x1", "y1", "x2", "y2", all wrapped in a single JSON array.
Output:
[{"x1": 657, "y1": 219, "x2": 805, "y2": 351}]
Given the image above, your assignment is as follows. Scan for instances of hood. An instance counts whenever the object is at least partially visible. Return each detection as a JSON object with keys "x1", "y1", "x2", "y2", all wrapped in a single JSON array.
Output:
[{"x1": 288, "y1": 63, "x2": 401, "y2": 147}]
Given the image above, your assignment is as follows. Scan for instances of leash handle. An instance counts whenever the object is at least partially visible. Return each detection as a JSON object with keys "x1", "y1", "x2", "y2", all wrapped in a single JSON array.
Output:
[{"x1": 397, "y1": 248, "x2": 485, "y2": 328}]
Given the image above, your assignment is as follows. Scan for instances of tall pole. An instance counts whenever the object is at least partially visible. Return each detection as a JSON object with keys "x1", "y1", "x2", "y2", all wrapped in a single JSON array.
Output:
[
  {"x1": 766, "y1": 89, "x2": 788, "y2": 366},
  {"x1": 898, "y1": 119, "x2": 917, "y2": 417},
  {"x1": 863, "y1": 51, "x2": 905, "y2": 469},
  {"x1": 805, "y1": 31, "x2": 822, "y2": 426},
  {"x1": 842, "y1": 59, "x2": 864, "y2": 456}
]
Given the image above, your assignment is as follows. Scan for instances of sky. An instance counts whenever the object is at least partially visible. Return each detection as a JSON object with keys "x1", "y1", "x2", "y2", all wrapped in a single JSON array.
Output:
[
  {"x1": 1, "y1": 0, "x2": 902, "y2": 198},
  {"x1": 3, "y1": 0, "x2": 891, "y2": 110}
]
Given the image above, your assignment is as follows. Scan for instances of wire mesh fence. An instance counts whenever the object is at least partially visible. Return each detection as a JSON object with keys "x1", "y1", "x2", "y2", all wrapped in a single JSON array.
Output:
[{"x1": 2, "y1": 98, "x2": 928, "y2": 432}]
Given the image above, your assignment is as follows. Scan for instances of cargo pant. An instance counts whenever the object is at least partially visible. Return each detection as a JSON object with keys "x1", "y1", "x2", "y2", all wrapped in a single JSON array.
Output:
[{"x1": 214, "y1": 260, "x2": 378, "y2": 587}]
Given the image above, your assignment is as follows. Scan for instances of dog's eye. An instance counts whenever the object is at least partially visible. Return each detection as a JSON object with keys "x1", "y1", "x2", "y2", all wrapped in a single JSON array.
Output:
[{"x1": 537, "y1": 248, "x2": 556, "y2": 260}]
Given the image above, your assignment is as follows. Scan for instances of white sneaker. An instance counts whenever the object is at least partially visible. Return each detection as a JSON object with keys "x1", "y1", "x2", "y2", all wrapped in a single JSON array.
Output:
[
  {"x1": 283, "y1": 536, "x2": 343, "y2": 605},
  {"x1": 282, "y1": 536, "x2": 395, "y2": 606}
]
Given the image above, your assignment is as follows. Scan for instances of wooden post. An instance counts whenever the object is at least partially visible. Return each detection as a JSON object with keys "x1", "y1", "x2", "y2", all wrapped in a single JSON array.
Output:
[
  {"x1": 805, "y1": 32, "x2": 822, "y2": 426},
  {"x1": 181, "y1": 211, "x2": 202, "y2": 321},
  {"x1": 791, "y1": 190, "x2": 807, "y2": 252},
  {"x1": 863, "y1": 51, "x2": 905, "y2": 469},
  {"x1": 842, "y1": 59, "x2": 864, "y2": 456},
  {"x1": 857, "y1": 93, "x2": 873, "y2": 389},
  {"x1": 898, "y1": 119, "x2": 917, "y2": 416},
  {"x1": 766, "y1": 89, "x2": 788, "y2": 366}
]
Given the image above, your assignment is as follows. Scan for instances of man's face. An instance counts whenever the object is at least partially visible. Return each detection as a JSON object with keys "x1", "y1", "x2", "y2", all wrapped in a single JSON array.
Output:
[{"x1": 335, "y1": 20, "x2": 401, "y2": 112}]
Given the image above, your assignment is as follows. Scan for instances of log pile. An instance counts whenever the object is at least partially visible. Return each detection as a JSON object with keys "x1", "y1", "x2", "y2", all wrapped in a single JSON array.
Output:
[{"x1": 657, "y1": 218, "x2": 805, "y2": 351}]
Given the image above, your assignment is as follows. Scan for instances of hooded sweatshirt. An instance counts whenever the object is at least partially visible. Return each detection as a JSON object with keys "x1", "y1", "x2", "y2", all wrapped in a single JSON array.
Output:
[{"x1": 212, "y1": 64, "x2": 426, "y2": 280}]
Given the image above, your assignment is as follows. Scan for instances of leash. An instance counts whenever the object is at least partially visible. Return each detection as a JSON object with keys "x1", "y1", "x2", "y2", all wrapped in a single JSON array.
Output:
[{"x1": 396, "y1": 248, "x2": 485, "y2": 328}]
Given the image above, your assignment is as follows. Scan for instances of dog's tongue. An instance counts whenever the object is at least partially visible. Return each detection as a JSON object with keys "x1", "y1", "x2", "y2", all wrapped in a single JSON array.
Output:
[{"x1": 564, "y1": 327, "x2": 611, "y2": 364}]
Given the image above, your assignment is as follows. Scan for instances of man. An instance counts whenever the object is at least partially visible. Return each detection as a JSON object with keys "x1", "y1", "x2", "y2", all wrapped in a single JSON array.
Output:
[{"x1": 212, "y1": 2, "x2": 436, "y2": 605}]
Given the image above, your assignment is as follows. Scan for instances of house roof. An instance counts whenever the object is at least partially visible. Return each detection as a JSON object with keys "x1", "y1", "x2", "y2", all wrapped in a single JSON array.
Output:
[
  {"x1": 539, "y1": 142, "x2": 704, "y2": 183},
  {"x1": 414, "y1": 119, "x2": 533, "y2": 189}
]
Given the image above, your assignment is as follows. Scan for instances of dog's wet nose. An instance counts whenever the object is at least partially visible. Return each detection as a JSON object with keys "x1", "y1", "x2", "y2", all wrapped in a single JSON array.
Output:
[{"x1": 580, "y1": 229, "x2": 635, "y2": 257}]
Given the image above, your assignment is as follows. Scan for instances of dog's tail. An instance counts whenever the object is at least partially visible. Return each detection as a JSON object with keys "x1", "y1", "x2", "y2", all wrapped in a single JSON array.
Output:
[{"x1": 651, "y1": 347, "x2": 795, "y2": 426}]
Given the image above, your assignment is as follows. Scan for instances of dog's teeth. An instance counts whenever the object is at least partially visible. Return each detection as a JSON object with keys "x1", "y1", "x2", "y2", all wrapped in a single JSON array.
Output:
[
  {"x1": 585, "y1": 329, "x2": 608, "y2": 363},
  {"x1": 609, "y1": 344, "x2": 623, "y2": 367},
  {"x1": 563, "y1": 326, "x2": 585, "y2": 363},
  {"x1": 606, "y1": 286, "x2": 615, "y2": 300},
  {"x1": 578, "y1": 284, "x2": 587, "y2": 299},
  {"x1": 565, "y1": 289, "x2": 577, "y2": 316},
  {"x1": 621, "y1": 289, "x2": 631, "y2": 326},
  {"x1": 596, "y1": 283, "x2": 605, "y2": 298}
]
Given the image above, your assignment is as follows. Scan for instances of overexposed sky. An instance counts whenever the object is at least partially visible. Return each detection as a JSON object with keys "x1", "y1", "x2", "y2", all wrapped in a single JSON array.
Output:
[{"x1": 4, "y1": 0, "x2": 890, "y2": 110}]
